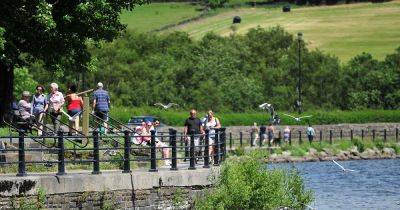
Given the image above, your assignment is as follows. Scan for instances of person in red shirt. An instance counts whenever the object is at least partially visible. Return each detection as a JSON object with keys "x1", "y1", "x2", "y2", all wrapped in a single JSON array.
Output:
[{"x1": 66, "y1": 85, "x2": 83, "y2": 135}]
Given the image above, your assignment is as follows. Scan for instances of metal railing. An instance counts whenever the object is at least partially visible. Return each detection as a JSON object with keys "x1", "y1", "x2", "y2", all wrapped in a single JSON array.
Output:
[
  {"x1": 226, "y1": 127, "x2": 400, "y2": 148},
  {"x1": 0, "y1": 128, "x2": 227, "y2": 176}
]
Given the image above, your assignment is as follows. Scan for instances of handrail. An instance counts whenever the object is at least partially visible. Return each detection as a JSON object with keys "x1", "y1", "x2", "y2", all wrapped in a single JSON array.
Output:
[{"x1": 43, "y1": 112, "x2": 90, "y2": 148}]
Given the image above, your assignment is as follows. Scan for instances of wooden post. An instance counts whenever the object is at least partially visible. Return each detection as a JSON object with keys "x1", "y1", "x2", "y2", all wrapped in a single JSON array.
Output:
[{"x1": 82, "y1": 95, "x2": 90, "y2": 139}]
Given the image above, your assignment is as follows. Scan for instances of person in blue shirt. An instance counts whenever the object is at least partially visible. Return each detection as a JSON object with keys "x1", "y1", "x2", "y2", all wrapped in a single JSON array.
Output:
[
  {"x1": 307, "y1": 124, "x2": 315, "y2": 144},
  {"x1": 31, "y1": 85, "x2": 48, "y2": 135},
  {"x1": 92, "y1": 82, "x2": 110, "y2": 134}
]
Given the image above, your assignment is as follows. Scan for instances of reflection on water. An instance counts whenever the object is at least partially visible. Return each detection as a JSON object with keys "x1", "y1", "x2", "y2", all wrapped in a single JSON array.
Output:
[{"x1": 270, "y1": 159, "x2": 400, "y2": 210}]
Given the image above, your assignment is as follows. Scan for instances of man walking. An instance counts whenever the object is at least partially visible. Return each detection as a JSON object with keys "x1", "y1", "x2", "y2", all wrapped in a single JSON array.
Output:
[
  {"x1": 183, "y1": 109, "x2": 204, "y2": 159},
  {"x1": 307, "y1": 124, "x2": 315, "y2": 144},
  {"x1": 92, "y1": 82, "x2": 110, "y2": 134}
]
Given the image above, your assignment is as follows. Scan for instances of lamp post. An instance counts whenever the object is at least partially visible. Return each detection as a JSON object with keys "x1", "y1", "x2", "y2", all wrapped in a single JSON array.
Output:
[{"x1": 297, "y1": 32, "x2": 303, "y2": 115}]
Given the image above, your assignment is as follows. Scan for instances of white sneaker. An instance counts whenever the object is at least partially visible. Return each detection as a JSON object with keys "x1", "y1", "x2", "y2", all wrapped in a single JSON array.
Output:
[{"x1": 164, "y1": 160, "x2": 171, "y2": 166}]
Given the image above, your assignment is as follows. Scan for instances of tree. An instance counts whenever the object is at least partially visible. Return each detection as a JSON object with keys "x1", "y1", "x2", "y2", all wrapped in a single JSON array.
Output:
[{"x1": 0, "y1": 0, "x2": 146, "y2": 124}]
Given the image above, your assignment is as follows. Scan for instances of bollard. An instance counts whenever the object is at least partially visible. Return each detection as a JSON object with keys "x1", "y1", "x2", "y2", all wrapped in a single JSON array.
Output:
[
  {"x1": 122, "y1": 130, "x2": 131, "y2": 173},
  {"x1": 92, "y1": 131, "x2": 101, "y2": 174},
  {"x1": 340, "y1": 130, "x2": 343, "y2": 139},
  {"x1": 329, "y1": 130, "x2": 333, "y2": 144},
  {"x1": 383, "y1": 129, "x2": 387, "y2": 142},
  {"x1": 170, "y1": 129, "x2": 178, "y2": 171},
  {"x1": 239, "y1": 131, "x2": 243, "y2": 147},
  {"x1": 213, "y1": 129, "x2": 220, "y2": 166},
  {"x1": 229, "y1": 132, "x2": 233, "y2": 149},
  {"x1": 350, "y1": 130, "x2": 353, "y2": 140},
  {"x1": 57, "y1": 130, "x2": 66, "y2": 175},
  {"x1": 188, "y1": 133, "x2": 196, "y2": 170},
  {"x1": 298, "y1": 130, "x2": 302, "y2": 144},
  {"x1": 260, "y1": 126, "x2": 266, "y2": 147},
  {"x1": 149, "y1": 130, "x2": 158, "y2": 172},
  {"x1": 396, "y1": 128, "x2": 399, "y2": 142},
  {"x1": 372, "y1": 129, "x2": 376, "y2": 141},
  {"x1": 361, "y1": 129, "x2": 364, "y2": 140},
  {"x1": 289, "y1": 131, "x2": 292, "y2": 145},
  {"x1": 16, "y1": 130, "x2": 26, "y2": 177},
  {"x1": 203, "y1": 130, "x2": 210, "y2": 168}
]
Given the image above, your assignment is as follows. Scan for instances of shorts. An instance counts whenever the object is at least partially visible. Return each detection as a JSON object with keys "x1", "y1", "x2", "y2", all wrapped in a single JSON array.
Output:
[
  {"x1": 95, "y1": 111, "x2": 108, "y2": 121},
  {"x1": 68, "y1": 109, "x2": 81, "y2": 116},
  {"x1": 187, "y1": 137, "x2": 200, "y2": 147}
]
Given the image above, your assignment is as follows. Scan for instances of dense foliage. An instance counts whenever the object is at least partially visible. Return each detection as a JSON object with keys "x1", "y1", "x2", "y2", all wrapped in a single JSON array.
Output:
[
  {"x1": 195, "y1": 156, "x2": 313, "y2": 209},
  {"x1": 30, "y1": 26, "x2": 400, "y2": 112},
  {"x1": 0, "y1": 0, "x2": 147, "y2": 124}
]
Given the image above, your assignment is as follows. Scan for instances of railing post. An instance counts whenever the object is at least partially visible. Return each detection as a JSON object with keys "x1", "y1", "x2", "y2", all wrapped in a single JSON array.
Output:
[
  {"x1": 319, "y1": 130, "x2": 322, "y2": 143},
  {"x1": 203, "y1": 129, "x2": 210, "y2": 168},
  {"x1": 56, "y1": 130, "x2": 66, "y2": 175},
  {"x1": 239, "y1": 131, "x2": 243, "y2": 147},
  {"x1": 92, "y1": 131, "x2": 101, "y2": 174},
  {"x1": 361, "y1": 129, "x2": 364, "y2": 140},
  {"x1": 123, "y1": 130, "x2": 131, "y2": 173},
  {"x1": 188, "y1": 133, "x2": 196, "y2": 170},
  {"x1": 16, "y1": 130, "x2": 26, "y2": 177},
  {"x1": 329, "y1": 130, "x2": 333, "y2": 144},
  {"x1": 298, "y1": 130, "x2": 302, "y2": 145},
  {"x1": 169, "y1": 129, "x2": 178, "y2": 171},
  {"x1": 396, "y1": 128, "x2": 399, "y2": 142},
  {"x1": 213, "y1": 129, "x2": 220, "y2": 166},
  {"x1": 220, "y1": 128, "x2": 227, "y2": 161},
  {"x1": 260, "y1": 126, "x2": 266, "y2": 147},
  {"x1": 229, "y1": 132, "x2": 233, "y2": 149},
  {"x1": 250, "y1": 132, "x2": 254, "y2": 147},
  {"x1": 350, "y1": 129, "x2": 353, "y2": 141},
  {"x1": 383, "y1": 129, "x2": 387, "y2": 142},
  {"x1": 149, "y1": 130, "x2": 158, "y2": 172},
  {"x1": 340, "y1": 130, "x2": 343, "y2": 140},
  {"x1": 289, "y1": 131, "x2": 292, "y2": 145},
  {"x1": 372, "y1": 129, "x2": 376, "y2": 141}
]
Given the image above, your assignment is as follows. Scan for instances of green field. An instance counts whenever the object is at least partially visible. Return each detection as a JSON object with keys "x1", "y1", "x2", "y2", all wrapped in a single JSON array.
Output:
[
  {"x1": 120, "y1": 2, "x2": 202, "y2": 32},
  {"x1": 122, "y1": 1, "x2": 400, "y2": 61}
]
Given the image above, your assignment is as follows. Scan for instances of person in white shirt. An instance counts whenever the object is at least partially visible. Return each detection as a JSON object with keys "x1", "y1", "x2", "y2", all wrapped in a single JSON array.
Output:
[
  {"x1": 47, "y1": 83, "x2": 64, "y2": 132},
  {"x1": 203, "y1": 110, "x2": 221, "y2": 157},
  {"x1": 307, "y1": 124, "x2": 315, "y2": 144}
]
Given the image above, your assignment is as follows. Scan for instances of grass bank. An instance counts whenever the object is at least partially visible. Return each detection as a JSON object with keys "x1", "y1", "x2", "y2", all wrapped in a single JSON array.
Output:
[{"x1": 110, "y1": 107, "x2": 400, "y2": 126}]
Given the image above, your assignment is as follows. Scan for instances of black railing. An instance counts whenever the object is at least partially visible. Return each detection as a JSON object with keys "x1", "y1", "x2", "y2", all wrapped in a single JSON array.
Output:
[{"x1": 0, "y1": 128, "x2": 227, "y2": 176}]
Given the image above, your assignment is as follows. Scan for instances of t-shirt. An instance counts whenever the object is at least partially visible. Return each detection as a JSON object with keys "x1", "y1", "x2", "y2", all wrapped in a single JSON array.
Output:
[
  {"x1": 204, "y1": 117, "x2": 219, "y2": 136},
  {"x1": 32, "y1": 94, "x2": 47, "y2": 114},
  {"x1": 93, "y1": 89, "x2": 110, "y2": 112},
  {"x1": 184, "y1": 117, "x2": 202, "y2": 134},
  {"x1": 48, "y1": 91, "x2": 64, "y2": 112},
  {"x1": 307, "y1": 127, "x2": 315, "y2": 136}
]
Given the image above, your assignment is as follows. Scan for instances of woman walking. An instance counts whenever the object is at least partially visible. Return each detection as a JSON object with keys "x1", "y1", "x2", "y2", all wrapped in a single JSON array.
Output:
[
  {"x1": 66, "y1": 85, "x2": 83, "y2": 135},
  {"x1": 31, "y1": 85, "x2": 48, "y2": 136}
]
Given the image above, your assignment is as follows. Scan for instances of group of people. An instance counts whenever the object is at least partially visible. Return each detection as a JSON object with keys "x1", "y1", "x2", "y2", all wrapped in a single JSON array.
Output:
[
  {"x1": 250, "y1": 123, "x2": 316, "y2": 145},
  {"x1": 16, "y1": 82, "x2": 110, "y2": 136}
]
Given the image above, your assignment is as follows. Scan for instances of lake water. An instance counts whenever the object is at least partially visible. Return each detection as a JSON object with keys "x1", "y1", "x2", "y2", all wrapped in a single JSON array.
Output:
[{"x1": 270, "y1": 159, "x2": 400, "y2": 210}]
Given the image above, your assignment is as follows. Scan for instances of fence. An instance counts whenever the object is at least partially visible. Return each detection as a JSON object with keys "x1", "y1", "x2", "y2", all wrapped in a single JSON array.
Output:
[
  {"x1": 0, "y1": 128, "x2": 227, "y2": 176},
  {"x1": 225, "y1": 127, "x2": 400, "y2": 148}
]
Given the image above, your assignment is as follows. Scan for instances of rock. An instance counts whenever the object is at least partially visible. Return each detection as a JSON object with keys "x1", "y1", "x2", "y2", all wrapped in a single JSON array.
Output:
[
  {"x1": 282, "y1": 151, "x2": 291, "y2": 157},
  {"x1": 309, "y1": 148, "x2": 318, "y2": 156},
  {"x1": 349, "y1": 146, "x2": 360, "y2": 156},
  {"x1": 319, "y1": 151, "x2": 328, "y2": 158},
  {"x1": 323, "y1": 148, "x2": 333, "y2": 156},
  {"x1": 336, "y1": 151, "x2": 349, "y2": 161},
  {"x1": 382, "y1": 147, "x2": 395, "y2": 158},
  {"x1": 360, "y1": 148, "x2": 376, "y2": 159}
]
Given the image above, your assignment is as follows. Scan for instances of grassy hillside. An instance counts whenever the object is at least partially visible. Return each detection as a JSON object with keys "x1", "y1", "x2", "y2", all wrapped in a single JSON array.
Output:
[
  {"x1": 120, "y1": 2, "x2": 202, "y2": 32},
  {"x1": 160, "y1": 1, "x2": 400, "y2": 61}
]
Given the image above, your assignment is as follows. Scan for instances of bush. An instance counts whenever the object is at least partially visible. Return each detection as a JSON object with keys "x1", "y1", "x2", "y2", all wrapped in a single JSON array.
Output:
[
  {"x1": 196, "y1": 156, "x2": 313, "y2": 209},
  {"x1": 352, "y1": 139, "x2": 365, "y2": 153},
  {"x1": 374, "y1": 140, "x2": 385, "y2": 150}
]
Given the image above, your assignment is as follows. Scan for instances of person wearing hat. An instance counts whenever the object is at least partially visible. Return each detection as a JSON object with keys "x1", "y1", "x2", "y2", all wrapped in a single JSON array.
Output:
[
  {"x1": 92, "y1": 82, "x2": 111, "y2": 134},
  {"x1": 18, "y1": 91, "x2": 35, "y2": 124}
]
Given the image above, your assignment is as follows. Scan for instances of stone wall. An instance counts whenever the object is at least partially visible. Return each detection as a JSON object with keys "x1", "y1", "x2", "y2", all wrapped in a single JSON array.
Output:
[{"x1": 0, "y1": 168, "x2": 218, "y2": 210}]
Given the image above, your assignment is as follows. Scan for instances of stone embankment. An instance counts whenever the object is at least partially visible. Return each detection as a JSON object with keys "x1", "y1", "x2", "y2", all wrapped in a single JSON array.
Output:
[{"x1": 268, "y1": 147, "x2": 399, "y2": 163}]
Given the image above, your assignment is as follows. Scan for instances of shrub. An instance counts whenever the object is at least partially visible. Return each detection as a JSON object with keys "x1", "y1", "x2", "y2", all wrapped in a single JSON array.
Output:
[
  {"x1": 352, "y1": 139, "x2": 365, "y2": 153},
  {"x1": 196, "y1": 156, "x2": 313, "y2": 209},
  {"x1": 374, "y1": 140, "x2": 385, "y2": 150}
]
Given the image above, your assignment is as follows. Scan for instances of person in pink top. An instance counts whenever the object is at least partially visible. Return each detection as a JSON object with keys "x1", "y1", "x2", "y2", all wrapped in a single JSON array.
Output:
[{"x1": 47, "y1": 83, "x2": 65, "y2": 132}]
